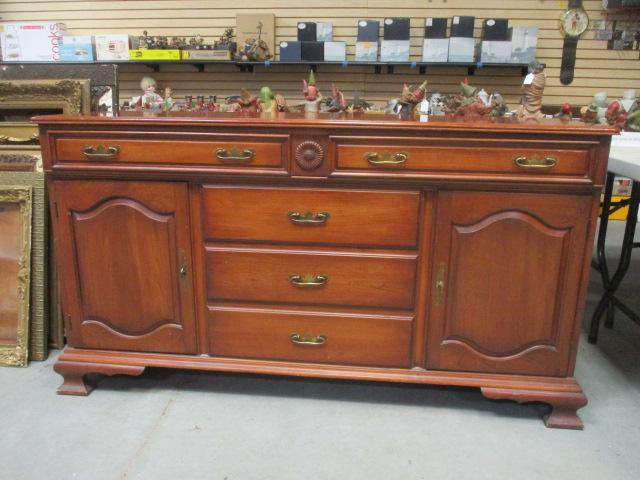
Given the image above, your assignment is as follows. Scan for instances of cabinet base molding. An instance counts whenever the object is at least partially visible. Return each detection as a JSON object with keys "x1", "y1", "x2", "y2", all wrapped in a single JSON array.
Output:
[
  {"x1": 53, "y1": 359, "x2": 146, "y2": 396},
  {"x1": 55, "y1": 348, "x2": 586, "y2": 428},
  {"x1": 481, "y1": 387, "x2": 588, "y2": 430}
]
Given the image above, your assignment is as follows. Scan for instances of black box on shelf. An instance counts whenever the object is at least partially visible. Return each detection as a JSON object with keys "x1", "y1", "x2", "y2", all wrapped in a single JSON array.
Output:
[
  {"x1": 482, "y1": 19, "x2": 509, "y2": 40},
  {"x1": 297, "y1": 22, "x2": 317, "y2": 41},
  {"x1": 279, "y1": 41, "x2": 302, "y2": 61},
  {"x1": 301, "y1": 41, "x2": 324, "y2": 61},
  {"x1": 450, "y1": 16, "x2": 475, "y2": 37},
  {"x1": 425, "y1": 18, "x2": 448, "y2": 39},
  {"x1": 357, "y1": 19, "x2": 380, "y2": 42},
  {"x1": 383, "y1": 17, "x2": 410, "y2": 40}
]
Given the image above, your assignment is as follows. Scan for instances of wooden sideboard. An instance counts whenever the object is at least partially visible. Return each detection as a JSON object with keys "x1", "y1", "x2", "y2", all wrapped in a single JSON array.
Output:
[{"x1": 35, "y1": 112, "x2": 616, "y2": 429}]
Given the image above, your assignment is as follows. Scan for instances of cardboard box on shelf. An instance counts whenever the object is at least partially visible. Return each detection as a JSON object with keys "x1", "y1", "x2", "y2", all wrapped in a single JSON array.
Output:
[
  {"x1": 129, "y1": 49, "x2": 181, "y2": 60},
  {"x1": 448, "y1": 36, "x2": 475, "y2": 62},
  {"x1": 95, "y1": 34, "x2": 133, "y2": 61},
  {"x1": 181, "y1": 49, "x2": 232, "y2": 60},
  {"x1": 380, "y1": 40, "x2": 410, "y2": 62},
  {"x1": 236, "y1": 13, "x2": 275, "y2": 58},
  {"x1": 0, "y1": 22, "x2": 67, "y2": 61},
  {"x1": 355, "y1": 41, "x2": 377, "y2": 62},
  {"x1": 316, "y1": 22, "x2": 333, "y2": 41},
  {"x1": 59, "y1": 36, "x2": 94, "y2": 62},
  {"x1": 510, "y1": 26, "x2": 538, "y2": 63},
  {"x1": 479, "y1": 40, "x2": 512, "y2": 63},
  {"x1": 422, "y1": 38, "x2": 449, "y2": 62},
  {"x1": 324, "y1": 41, "x2": 346, "y2": 61},
  {"x1": 279, "y1": 41, "x2": 301, "y2": 61}
]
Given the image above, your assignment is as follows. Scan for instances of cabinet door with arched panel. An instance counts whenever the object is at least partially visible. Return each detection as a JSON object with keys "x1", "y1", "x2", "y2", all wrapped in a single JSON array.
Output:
[
  {"x1": 52, "y1": 180, "x2": 197, "y2": 354},
  {"x1": 426, "y1": 191, "x2": 593, "y2": 376}
]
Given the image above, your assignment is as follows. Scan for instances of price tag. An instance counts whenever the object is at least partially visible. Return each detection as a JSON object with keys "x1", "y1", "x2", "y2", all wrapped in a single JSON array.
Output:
[{"x1": 523, "y1": 73, "x2": 534, "y2": 85}]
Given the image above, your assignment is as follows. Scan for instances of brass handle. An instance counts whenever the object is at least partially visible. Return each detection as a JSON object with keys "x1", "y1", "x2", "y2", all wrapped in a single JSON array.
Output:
[
  {"x1": 81, "y1": 145, "x2": 120, "y2": 159},
  {"x1": 288, "y1": 211, "x2": 330, "y2": 225},
  {"x1": 289, "y1": 333, "x2": 327, "y2": 346},
  {"x1": 215, "y1": 148, "x2": 256, "y2": 162},
  {"x1": 0, "y1": 133, "x2": 39, "y2": 145},
  {"x1": 435, "y1": 262, "x2": 446, "y2": 306},
  {"x1": 513, "y1": 154, "x2": 558, "y2": 170},
  {"x1": 364, "y1": 151, "x2": 409, "y2": 165},
  {"x1": 289, "y1": 274, "x2": 328, "y2": 287}
]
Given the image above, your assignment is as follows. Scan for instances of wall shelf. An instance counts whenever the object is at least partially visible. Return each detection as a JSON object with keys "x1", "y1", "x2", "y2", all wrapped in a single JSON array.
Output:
[{"x1": 3, "y1": 60, "x2": 535, "y2": 76}]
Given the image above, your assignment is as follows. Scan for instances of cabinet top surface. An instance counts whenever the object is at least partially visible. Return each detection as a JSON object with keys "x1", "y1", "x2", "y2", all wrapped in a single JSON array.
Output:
[{"x1": 33, "y1": 112, "x2": 617, "y2": 136}]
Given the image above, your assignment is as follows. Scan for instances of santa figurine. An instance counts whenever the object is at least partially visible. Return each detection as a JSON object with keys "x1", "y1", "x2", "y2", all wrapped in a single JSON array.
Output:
[{"x1": 302, "y1": 70, "x2": 322, "y2": 113}]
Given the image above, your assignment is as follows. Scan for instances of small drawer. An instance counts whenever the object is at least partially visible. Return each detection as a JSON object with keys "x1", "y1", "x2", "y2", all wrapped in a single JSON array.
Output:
[
  {"x1": 208, "y1": 306, "x2": 413, "y2": 368},
  {"x1": 333, "y1": 138, "x2": 591, "y2": 179},
  {"x1": 201, "y1": 186, "x2": 420, "y2": 248},
  {"x1": 52, "y1": 133, "x2": 288, "y2": 171},
  {"x1": 206, "y1": 246, "x2": 417, "y2": 309}
]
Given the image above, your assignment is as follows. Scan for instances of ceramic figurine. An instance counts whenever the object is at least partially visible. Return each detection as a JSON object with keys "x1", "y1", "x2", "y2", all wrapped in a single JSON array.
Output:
[
  {"x1": 230, "y1": 89, "x2": 259, "y2": 113},
  {"x1": 323, "y1": 84, "x2": 348, "y2": 112},
  {"x1": 620, "y1": 89, "x2": 638, "y2": 113},
  {"x1": 517, "y1": 61, "x2": 546, "y2": 121},
  {"x1": 605, "y1": 101, "x2": 628, "y2": 128},
  {"x1": 347, "y1": 93, "x2": 372, "y2": 113},
  {"x1": 258, "y1": 86, "x2": 287, "y2": 114},
  {"x1": 302, "y1": 70, "x2": 322, "y2": 113},
  {"x1": 215, "y1": 28, "x2": 237, "y2": 57},
  {"x1": 418, "y1": 98, "x2": 430, "y2": 116},
  {"x1": 393, "y1": 80, "x2": 428, "y2": 118},
  {"x1": 240, "y1": 22, "x2": 272, "y2": 61},
  {"x1": 429, "y1": 92, "x2": 445, "y2": 116},
  {"x1": 162, "y1": 87, "x2": 174, "y2": 111},
  {"x1": 490, "y1": 92, "x2": 508, "y2": 117},
  {"x1": 626, "y1": 109, "x2": 640, "y2": 131},
  {"x1": 130, "y1": 76, "x2": 163, "y2": 111},
  {"x1": 554, "y1": 102, "x2": 572, "y2": 120}
]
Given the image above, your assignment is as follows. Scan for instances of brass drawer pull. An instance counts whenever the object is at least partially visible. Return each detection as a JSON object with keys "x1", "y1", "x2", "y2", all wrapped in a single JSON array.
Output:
[
  {"x1": 289, "y1": 333, "x2": 327, "y2": 346},
  {"x1": 215, "y1": 148, "x2": 256, "y2": 162},
  {"x1": 289, "y1": 274, "x2": 328, "y2": 287},
  {"x1": 364, "y1": 151, "x2": 409, "y2": 165},
  {"x1": 288, "y1": 211, "x2": 330, "y2": 225},
  {"x1": 0, "y1": 133, "x2": 39, "y2": 145},
  {"x1": 513, "y1": 154, "x2": 558, "y2": 170},
  {"x1": 81, "y1": 145, "x2": 120, "y2": 159}
]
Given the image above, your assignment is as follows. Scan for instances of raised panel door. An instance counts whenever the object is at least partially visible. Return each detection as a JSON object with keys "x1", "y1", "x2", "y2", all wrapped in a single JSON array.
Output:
[
  {"x1": 52, "y1": 180, "x2": 197, "y2": 354},
  {"x1": 426, "y1": 191, "x2": 592, "y2": 376}
]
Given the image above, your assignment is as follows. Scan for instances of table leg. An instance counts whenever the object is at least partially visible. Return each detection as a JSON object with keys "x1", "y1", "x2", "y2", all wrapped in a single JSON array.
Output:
[
  {"x1": 589, "y1": 180, "x2": 640, "y2": 344},
  {"x1": 589, "y1": 173, "x2": 615, "y2": 343}
]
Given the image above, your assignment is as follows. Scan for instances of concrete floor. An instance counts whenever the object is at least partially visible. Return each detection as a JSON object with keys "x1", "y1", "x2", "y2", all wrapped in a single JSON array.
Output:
[{"x1": 1, "y1": 222, "x2": 639, "y2": 480}]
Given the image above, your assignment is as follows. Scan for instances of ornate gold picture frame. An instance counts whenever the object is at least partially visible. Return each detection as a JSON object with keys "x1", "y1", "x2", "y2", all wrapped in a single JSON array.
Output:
[
  {"x1": 0, "y1": 186, "x2": 32, "y2": 367},
  {"x1": 0, "y1": 79, "x2": 91, "y2": 116}
]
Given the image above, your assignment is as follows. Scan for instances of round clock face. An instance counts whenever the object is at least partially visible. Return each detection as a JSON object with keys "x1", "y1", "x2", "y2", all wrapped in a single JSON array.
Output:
[{"x1": 560, "y1": 8, "x2": 590, "y2": 38}]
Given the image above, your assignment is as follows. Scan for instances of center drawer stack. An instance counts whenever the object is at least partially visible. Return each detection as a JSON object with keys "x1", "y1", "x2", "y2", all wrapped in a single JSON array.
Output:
[{"x1": 201, "y1": 186, "x2": 421, "y2": 368}]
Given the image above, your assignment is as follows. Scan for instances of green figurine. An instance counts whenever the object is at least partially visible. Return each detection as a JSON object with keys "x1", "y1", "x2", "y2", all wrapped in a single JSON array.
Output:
[{"x1": 258, "y1": 86, "x2": 287, "y2": 114}]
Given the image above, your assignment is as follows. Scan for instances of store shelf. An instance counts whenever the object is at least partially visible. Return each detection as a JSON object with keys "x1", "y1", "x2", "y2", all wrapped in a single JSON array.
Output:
[{"x1": 3, "y1": 60, "x2": 536, "y2": 76}]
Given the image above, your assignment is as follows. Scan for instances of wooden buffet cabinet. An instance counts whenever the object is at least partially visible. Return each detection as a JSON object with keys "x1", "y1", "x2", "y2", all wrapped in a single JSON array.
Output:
[{"x1": 35, "y1": 112, "x2": 615, "y2": 429}]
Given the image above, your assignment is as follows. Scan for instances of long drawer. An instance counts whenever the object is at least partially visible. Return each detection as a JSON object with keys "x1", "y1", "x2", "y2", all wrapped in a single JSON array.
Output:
[
  {"x1": 207, "y1": 306, "x2": 413, "y2": 368},
  {"x1": 333, "y1": 137, "x2": 593, "y2": 180},
  {"x1": 201, "y1": 186, "x2": 420, "y2": 248},
  {"x1": 206, "y1": 246, "x2": 417, "y2": 309},
  {"x1": 52, "y1": 133, "x2": 288, "y2": 171}
]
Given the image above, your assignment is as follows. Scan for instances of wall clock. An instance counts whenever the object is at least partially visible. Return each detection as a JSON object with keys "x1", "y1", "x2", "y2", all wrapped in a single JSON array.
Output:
[{"x1": 560, "y1": 0, "x2": 590, "y2": 85}]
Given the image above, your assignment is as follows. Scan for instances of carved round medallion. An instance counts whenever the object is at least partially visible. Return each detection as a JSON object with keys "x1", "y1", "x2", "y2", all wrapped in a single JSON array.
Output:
[{"x1": 295, "y1": 140, "x2": 324, "y2": 171}]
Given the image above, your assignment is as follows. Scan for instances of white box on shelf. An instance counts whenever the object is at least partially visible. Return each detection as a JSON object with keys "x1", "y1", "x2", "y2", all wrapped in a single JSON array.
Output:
[
  {"x1": 422, "y1": 38, "x2": 449, "y2": 62},
  {"x1": 510, "y1": 27, "x2": 538, "y2": 63},
  {"x1": 316, "y1": 22, "x2": 333, "y2": 41},
  {"x1": 324, "y1": 41, "x2": 346, "y2": 61},
  {"x1": 448, "y1": 36, "x2": 475, "y2": 62},
  {"x1": 479, "y1": 40, "x2": 512, "y2": 63},
  {"x1": 95, "y1": 34, "x2": 133, "y2": 61},
  {"x1": 380, "y1": 40, "x2": 410, "y2": 62},
  {"x1": 0, "y1": 22, "x2": 67, "y2": 61},
  {"x1": 59, "y1": 36, "x2": 94, "y2": 62},
  {"x1": 355, "y1": 41, "x2": 378, "y2": 61}
]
